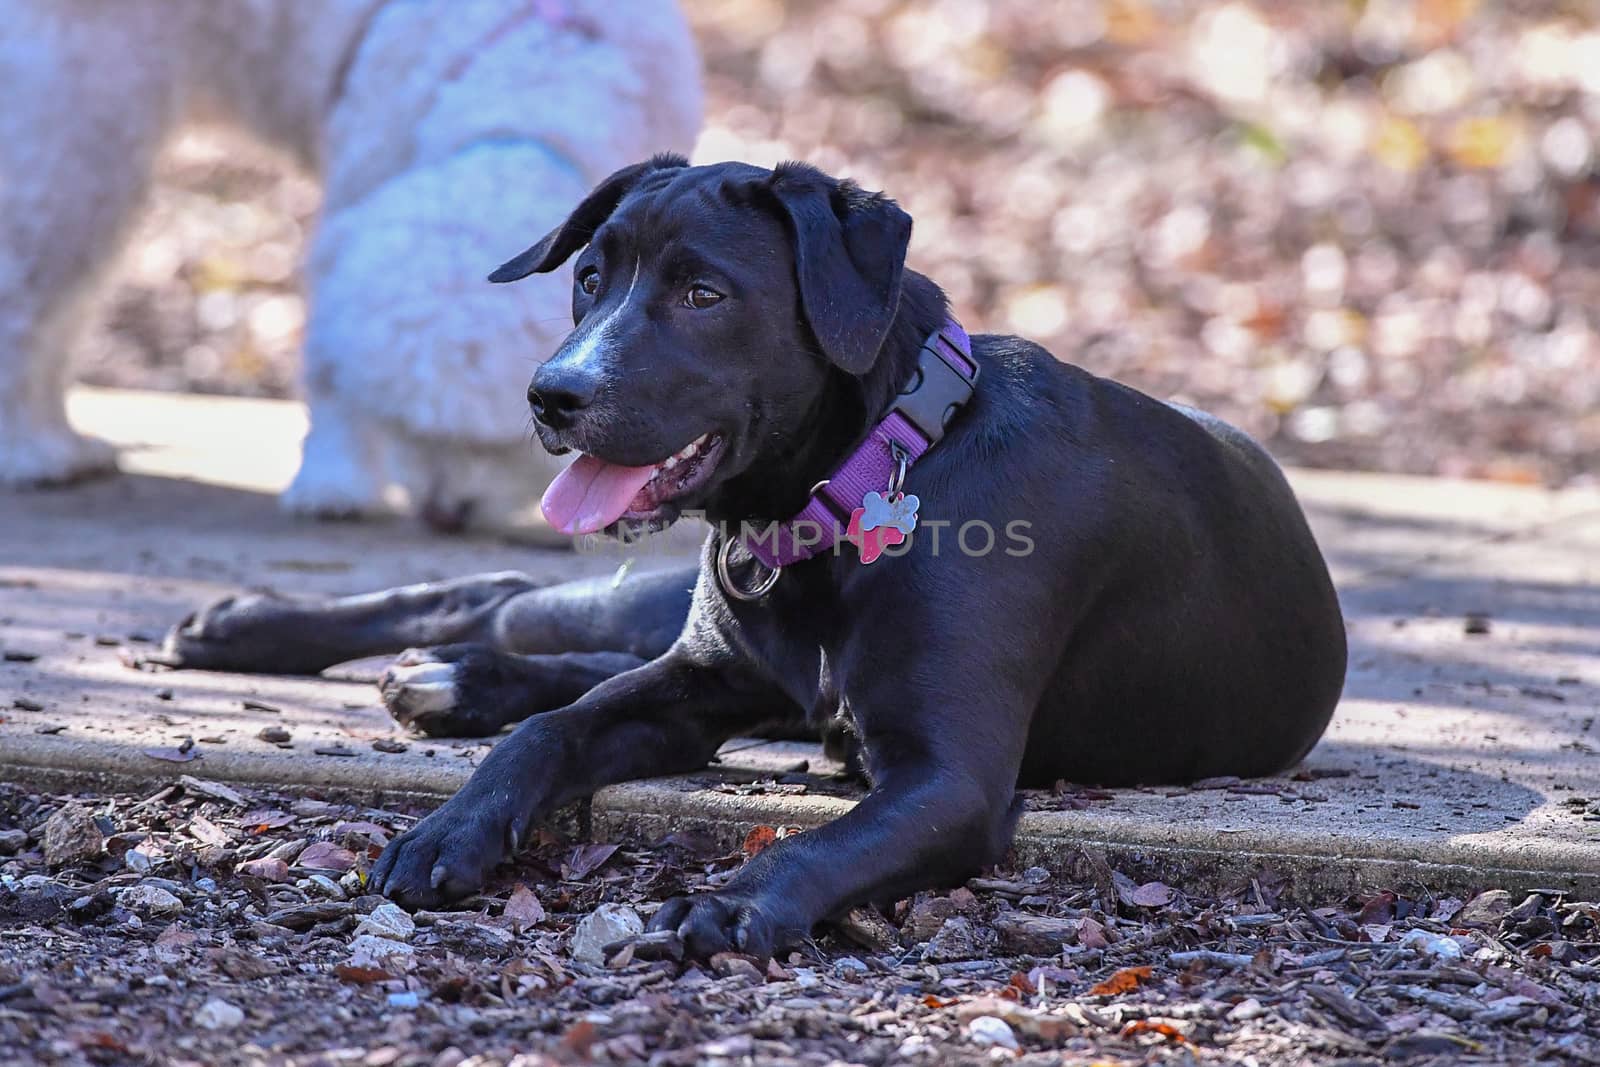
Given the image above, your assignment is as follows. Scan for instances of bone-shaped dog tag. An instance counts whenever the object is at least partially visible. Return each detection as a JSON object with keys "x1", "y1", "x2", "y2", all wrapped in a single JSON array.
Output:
[
  {"x1": 847, "y1": 491, "x2": 919, "y2": 564},
  {"x1": 858, "y1": 491, "x2": 919, "y2": 535}
]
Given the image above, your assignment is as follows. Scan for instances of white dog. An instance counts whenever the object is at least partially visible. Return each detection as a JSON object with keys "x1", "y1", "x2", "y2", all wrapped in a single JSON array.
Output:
[{"x1": 0, "y1": 0, "x2": 701, "y2": 534}]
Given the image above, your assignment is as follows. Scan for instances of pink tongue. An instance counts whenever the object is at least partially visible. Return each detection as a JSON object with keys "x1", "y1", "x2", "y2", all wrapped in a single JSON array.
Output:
[{"x1": 541, "y1": 453, "x2": 659, "y2": 535}]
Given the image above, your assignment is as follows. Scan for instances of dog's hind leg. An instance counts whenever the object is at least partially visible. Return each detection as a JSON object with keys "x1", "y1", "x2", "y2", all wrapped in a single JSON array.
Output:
[
  {"x1": 0, "y1": 3, "x2": 176, "y2": 486},
  {"x1": 152, "y1": 564, "x2": 697, "y2": 676},
  {"x1": 378, "y1": 645, "x2": 647, "y2": 737},
  {"x1": 374, "y1": 566, "x2": 701, "y2": 735}
]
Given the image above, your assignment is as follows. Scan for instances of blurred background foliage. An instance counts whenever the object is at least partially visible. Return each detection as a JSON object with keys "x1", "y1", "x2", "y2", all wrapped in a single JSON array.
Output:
[{"x1": 80, "y1": 0, "x2": 1600, "y2": 485}]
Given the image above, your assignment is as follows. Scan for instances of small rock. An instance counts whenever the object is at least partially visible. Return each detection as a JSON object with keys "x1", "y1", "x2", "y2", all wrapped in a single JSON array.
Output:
[
  {"x1": 355, "y1": 902, "x2": 416, "y2": 941},
  {"x1": 194, "y1": 997, "x2": 245, "y2": 1031},
  {"x1": 966, "y1": 1016, "x2": 1019, "y2": 1050},
  {"x1": 348, "y1": 934, "x2": 417, "y2": 971},
  {"x1": 700, "y1": 1036, "x2": 753, "y2": 1057},
  {"x1": 0, "y1": 828, "x2": 30, "y2": 854},
  {"x1": 305, "y1": 873, "x2": 347, "y2": 899},
  {"x1": 1457, "y1": 889, "x2": 1515, "y2": 928},
  {"x1": 214, "y1": 947, "x2": 281, "y2": 979},
  {"x1": 1228, "y1": 997, "x2": 1266, "y2": 1021},
  {"x1": 709, "y1": 952, "x2": 764, "y2": 982},
  {"x1": 372, "y1": 738, "x2": 409, "y2": 754},
  {"x1": 832, "y1": 956, "x2": 869, "y2": 980},
  {"x1": 569, "y1": 903, "x2": 644, "y2": 965},
  {"x1": 924, "y1": 916, "x2": 981, "y2": 962},
  {"x1": 903, "y1": 895, "x2": 959, "y2": 943},
  {"x1": 793, "y1": 967, "x2": 822, "y2": 989},
  {"x1": 256, "y1": 725, "x2": 292, "y2": 744},
  {"x1": 124, "y1": 848, "x2": 155, "y2": 875},
  {"x1": 122, "y1": 884, "x2": 183, "y2": 918},
  {"x1": 238, "y1": 857, "x2": 290, "y2": 883},
  {"x1": 42, "y1": 805, "x2": 104, "y2": 867},
  {"x1": 433, "y1": 919, "x2": 516, "y2": 957},
  {"x1": 1400, "y1": 929, "x2": 1465, "y2": 959},
  {"x1": 1464, "y1": 613, "x2": 1492, "y2": 635},
  {"x1": 68, "y1": 890, "x2": 115, "y2": 922},
  {"x1": 387, "y1": 991, "x2": 421, "y2": 1010}
]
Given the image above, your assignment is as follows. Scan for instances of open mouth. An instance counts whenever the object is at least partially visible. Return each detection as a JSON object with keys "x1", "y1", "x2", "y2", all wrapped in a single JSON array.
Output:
[{"x1": 540, "y1": 432, "x2": 726, "y2": 536}]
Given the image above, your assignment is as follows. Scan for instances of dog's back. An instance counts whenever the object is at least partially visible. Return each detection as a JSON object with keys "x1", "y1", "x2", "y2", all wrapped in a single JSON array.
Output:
[{"x1": 929, "y1": 338, "x2": 1347, "y2": 786}]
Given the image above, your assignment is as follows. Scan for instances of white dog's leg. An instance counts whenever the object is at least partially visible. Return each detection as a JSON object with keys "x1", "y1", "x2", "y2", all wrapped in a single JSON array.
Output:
[
  {"x1": 0, "y1": 3, "x2": 177, "y2": 486},
  {"x1": 281, "y1": 389, "x2": 398, "y2": 520},
  {"x1": 295, "y1": 0, "x2": 702, "y2": 535}
]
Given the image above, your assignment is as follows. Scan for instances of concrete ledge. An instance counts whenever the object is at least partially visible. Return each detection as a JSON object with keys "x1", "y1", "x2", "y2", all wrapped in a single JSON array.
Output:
[{"x1": 3, "y1": 387, "x2": 1599, "y2": 904}]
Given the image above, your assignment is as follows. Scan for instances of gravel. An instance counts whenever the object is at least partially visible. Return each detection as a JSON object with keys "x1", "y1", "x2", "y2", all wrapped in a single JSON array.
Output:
[{"x1": 1, "y1": 778, "x2": 1597, "y2": 1066}]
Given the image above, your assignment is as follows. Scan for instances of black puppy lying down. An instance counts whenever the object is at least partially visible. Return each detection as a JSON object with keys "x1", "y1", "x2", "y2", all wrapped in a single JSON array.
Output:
[{"x1": 158, "y1": 155, "x2": 1347, "y2": 958}]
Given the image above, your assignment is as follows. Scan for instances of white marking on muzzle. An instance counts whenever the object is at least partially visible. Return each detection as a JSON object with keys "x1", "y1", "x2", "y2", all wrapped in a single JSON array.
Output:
[{"x1": 547, "y1": 257, "x2": 642, "y2": 386}]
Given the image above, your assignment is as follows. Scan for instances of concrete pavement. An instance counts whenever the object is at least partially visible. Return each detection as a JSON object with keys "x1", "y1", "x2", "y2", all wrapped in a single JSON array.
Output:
[{"x1": 1, "y1": 386, "x2": 1597, "y2": 897}]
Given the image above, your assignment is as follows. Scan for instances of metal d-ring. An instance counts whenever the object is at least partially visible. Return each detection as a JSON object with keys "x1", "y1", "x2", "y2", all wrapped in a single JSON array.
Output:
[
  {"x1": 886, "y1": 441, "x2": 910, "y2": 498},
  {"x1": 717, "y1": 537, "x2": 781, "y2": 601}
]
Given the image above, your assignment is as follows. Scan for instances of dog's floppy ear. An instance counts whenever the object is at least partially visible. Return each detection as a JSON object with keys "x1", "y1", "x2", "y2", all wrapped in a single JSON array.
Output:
[
  {"x1": 488, "y1": 153, "x2": 688, "y2": 283},
  {"x1": 768, "y1": 164, "x2": 912, "y2": 373}
]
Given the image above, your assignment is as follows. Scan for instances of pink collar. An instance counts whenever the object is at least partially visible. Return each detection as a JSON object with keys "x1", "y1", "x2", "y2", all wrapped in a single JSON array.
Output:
[{"x1": 721, "y1": 319, "x2": 977, "y2": 593}]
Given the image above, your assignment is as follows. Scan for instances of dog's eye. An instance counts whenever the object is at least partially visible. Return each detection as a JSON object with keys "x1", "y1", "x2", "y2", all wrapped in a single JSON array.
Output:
[
  {"x1": 685, "y1": 286, "x2": 723, "y2": 309},
  {"x1": 577, "y1": 268, "x2": 600, "y2": 295}
]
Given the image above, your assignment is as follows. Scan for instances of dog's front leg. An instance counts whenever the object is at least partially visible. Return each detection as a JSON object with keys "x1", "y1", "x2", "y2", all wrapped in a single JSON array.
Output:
[
  {"x1": 370, "y1": 651, "x2": 782, "y2": 908},
  {"x1": 650, "y1": 740, "x2": 1025, "y2": 960}
]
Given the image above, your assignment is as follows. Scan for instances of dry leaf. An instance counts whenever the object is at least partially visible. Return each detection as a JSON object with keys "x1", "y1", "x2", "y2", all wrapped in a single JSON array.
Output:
[
  {"x1": 239, "y1": 808, "x2": 295, "y2": 830},
  {"x1": 742, "y1": 825, "x2": 778, "y2": 856},
  {"x1": 504, "y1": 883, "x2": 546, "y2": 933},
  {"x1": 562, "y1": 843, "x2": 618, "y2": 880},
  {"x1": 1089, "y1": 966, "x2": 1152, "y2": 996},
  {"x1": 297, "y1": 841, "x2": 358, "y2": 871},
  {"x1": 1079, "y1": 916, "x2": 1110, "y2": 950},
  {"x1": 1126, "y1": 881, "x2": 1176, "y2": 908},
  {"x1": 1121, "y1": 1019, "x2": 1188, "y2": 1044},
  {"x1": 334, "y1": 963, "x2": 393, "y2": 984}
]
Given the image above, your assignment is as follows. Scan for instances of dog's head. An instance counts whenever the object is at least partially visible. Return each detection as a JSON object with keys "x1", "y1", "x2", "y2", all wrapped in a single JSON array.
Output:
[{"x1": 490, "y1": 155, "x2": 914, "y2": 537}]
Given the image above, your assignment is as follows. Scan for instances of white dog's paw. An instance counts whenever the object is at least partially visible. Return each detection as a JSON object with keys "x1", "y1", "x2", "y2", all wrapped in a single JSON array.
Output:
[
  {"x1": 0, "y1": 427, "x2": 117, "y2": 488},
  {"x1": 281, "y1": 412, "x2": 395, "y2": 520},
  {"x1": 281, "y1": 466, "x2": 393, "y2": 521}
]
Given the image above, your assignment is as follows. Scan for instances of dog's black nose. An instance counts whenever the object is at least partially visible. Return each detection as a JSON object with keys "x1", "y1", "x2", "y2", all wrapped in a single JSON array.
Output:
[{"x1": 528, "y1": 366, "x2": 597, "y2": 430}]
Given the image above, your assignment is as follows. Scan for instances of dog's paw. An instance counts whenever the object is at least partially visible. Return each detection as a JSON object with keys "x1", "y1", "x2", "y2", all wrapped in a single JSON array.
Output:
[
  {"x1": 379, "y1": 650, "x2": 461, "y2": 732},
  {"x1": 648, "y1": 892, "x2": 792, "y2": 961},
  {"x1": 379, "y1": 644, "x2": 526, "y2": 737},
  {"x1": 369, "y1": 797, "x2": 522, "y2": 910},
  {"x1": 0, "y1": 427, "x2": 117, "y2": 488},
  {"x1": 280, "y1": 416, "x2": 393, "y2": 521},
  {"x1": 145, "y1": 594, "x2": 338, "y2": 675}
]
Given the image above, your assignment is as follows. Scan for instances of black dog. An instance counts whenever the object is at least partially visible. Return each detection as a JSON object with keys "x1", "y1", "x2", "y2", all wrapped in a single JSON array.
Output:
[{"x1": 157, "y1": 155, "x2": 1346, "y2": 958}]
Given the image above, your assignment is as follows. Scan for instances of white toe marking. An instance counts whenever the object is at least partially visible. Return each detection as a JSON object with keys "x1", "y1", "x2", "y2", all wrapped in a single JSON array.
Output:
[{"x1": 387, "y1": 662, "x2": 459, "y2": 714}]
